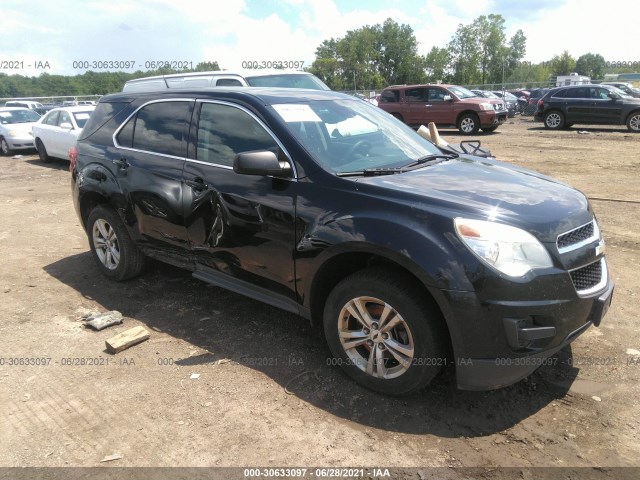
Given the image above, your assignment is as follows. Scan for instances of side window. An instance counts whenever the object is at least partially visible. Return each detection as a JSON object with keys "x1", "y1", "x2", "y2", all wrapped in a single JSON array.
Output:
[
  {"x1": 129, "y1": 101, "x2": 191, "y2": 157},
  {"x1": 59, "y1": 111, "x2": 72, "y2": 126},
  {"x1": 215, "y1": 78, "x2": 243, "y2": 86},
  {"x1": 116, "y1": 116, "x2": 135, "y2": 148},
  {"x1": 380, "y1": 90, "x2": 399, "y2": 103},
  {"x1": 567, "y1": 87, "x2": 589, "y2": 99},
  {"x1": 196, "y1": 103, "x2": 279, "y2": 167},
  {"x1": 427, "y1": 88, "x2": 446, "y2": 102},
  {"x1": 405, "y1": 88, "x2": 426, "y2": 102},
  {"x1": 43, "y1": 111, "x2": 60, "y2": 126}
]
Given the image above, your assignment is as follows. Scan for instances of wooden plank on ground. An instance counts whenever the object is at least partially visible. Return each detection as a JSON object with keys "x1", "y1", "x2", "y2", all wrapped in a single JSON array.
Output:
[{"x1": 105, "y1": 326, "x2": 150, "y2": 354}]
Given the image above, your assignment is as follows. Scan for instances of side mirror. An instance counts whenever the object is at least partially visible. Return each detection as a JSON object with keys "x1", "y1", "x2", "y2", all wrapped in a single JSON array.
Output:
[
  {"x1": 443, "y1": 95, "x2": 452, "y2": 102},
  {"x1": 233, "y1": 150, "x2": 292, "y2": 178},
  {"x1": 60, "y1": 122, "x2": 73, "y2": 129}
]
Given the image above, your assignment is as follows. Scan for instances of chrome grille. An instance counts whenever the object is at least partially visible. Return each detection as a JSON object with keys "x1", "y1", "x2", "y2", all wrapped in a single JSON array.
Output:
[
  {"x1": 570, "y1": 259, "x2": 606, "y2": 294},
  {"x1": 557, "y1": 220, "x2": 599, "y2": 253}
]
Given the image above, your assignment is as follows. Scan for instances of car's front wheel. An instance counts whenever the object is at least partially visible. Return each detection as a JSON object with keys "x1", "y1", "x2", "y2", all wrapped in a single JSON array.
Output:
[
  {"x1": 626, "y1": 112, "x2": 640, "y2": 132},
  {"x1": 0, "y1": 137, "x2": 12, "y2": 156},
  {"x1": 544, "y1": 111, "x2": 565, "y2": 129},
  {"x1": 457, "y1": 113, "x2": 480, "y2": 134},
  {"x1": 87, "y1": 205, "x2": 144, "y2": 281},
  {"x1": 323, "y1": 268, "x2": 446, "y2": 395}
]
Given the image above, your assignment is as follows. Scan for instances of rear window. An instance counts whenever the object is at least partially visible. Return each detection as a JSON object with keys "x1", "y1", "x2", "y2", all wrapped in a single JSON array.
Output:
[
  {"x1": 245, "y1": 74, "x2": 330, "y2": 90},
  {"x1": 78, "y1": 101, "x2": 130, "y2": 141}
]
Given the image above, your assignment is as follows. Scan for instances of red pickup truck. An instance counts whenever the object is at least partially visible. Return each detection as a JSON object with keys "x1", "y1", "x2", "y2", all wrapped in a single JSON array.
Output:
[{"x1": 377, "y1": 84, "x2": 507, "y2": 134}]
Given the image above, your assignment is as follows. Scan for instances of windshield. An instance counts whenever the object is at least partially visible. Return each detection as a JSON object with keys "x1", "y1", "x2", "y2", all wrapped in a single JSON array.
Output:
[
  {"x1": 482, "y1": 91, "x2": 500, "y2": 99},
  {"x1": 271, "y1": 99, "x2": 442, "y2": 175},
  {"x1": 246, "y1": 74, "x2": 330, "y2": 90},
  {"x1": 0, "y1": 109, "x2": 40, "y2": 124},
  {"x1": 448, "y1": 85, "x2": 477, "y2": 99}
]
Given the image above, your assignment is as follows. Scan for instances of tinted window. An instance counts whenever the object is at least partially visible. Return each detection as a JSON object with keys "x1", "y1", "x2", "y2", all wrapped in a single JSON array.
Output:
[
  {"x1": 215, "y1": 78, "x2": 243, "y2": 86},
  {"x1": 116, "y1": 116, "x2": 135, "y2": 147},
  {"x1": 380, "y1": 90, "x2": 399, "y2": 103},
  {"x1": 245, "y1": 74, "x2": 329, "y2": 90},
  {"x1": 79, "y1": 102, "x2": 130, "y2": 141},
  {"x1": 43, "y1": 111, "x2": 60, "y2": 126},
  {"x1": 132, "y1": 101, "x2": 191, "y2": 157},
  {"x1": 406, "y1": 88, "x2": 426, "y2": 102},
  {"x1": 427, "y1": 88, "x2": 447, "y2": 102},
  {"x1": 196, "y1": 103, "x2": 279, "y2": 167},
  {"x1": 565, "y1": 87, "x2": 590, "y2": 99}
]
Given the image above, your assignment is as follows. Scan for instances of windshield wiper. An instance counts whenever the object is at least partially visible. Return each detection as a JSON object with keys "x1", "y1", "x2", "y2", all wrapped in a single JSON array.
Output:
[{"x1": 336, "y1": 153, "x2": 457, "y2": 177}]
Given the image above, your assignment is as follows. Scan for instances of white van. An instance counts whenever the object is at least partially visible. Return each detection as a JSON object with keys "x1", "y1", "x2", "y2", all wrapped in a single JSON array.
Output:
[{"x1": 122, "y1": 70, "x2": 330, "y2": 92}]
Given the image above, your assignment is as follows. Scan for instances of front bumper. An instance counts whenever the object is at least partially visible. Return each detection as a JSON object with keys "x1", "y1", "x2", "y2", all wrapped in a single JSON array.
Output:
[
  {"x1": 439, "y1": 262, "x2": 614, "y2": 391},
  {"x1": 480, "y1": 110, "x2": 507, "y2": 127},
  {"x1": 6, "y1": 135, "x2": 35, "y2": 150}
]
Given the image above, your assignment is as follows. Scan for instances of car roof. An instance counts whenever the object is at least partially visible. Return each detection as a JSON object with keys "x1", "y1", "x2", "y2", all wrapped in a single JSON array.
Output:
[
  {"x1": 125, "y1": 69, "x2": 316, "y2": 83},
  {"x1": 100, "y1": 87, "x2": 354, "y2": 105},
  {"x1": 0, "y1": 107, "x2": 32, "y2": 111},
  {"x1": 46, "y1": 106, "x2": 96, "y2": 113}
]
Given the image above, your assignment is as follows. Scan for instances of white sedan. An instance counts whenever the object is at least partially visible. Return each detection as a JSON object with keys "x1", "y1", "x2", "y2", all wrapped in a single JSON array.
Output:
[
  {"x1": 0, "y1": 107, "x2": 40, "y2": 155},
  {"x1": 32, "y1": 106, "x2": 95, "y2": 162}
]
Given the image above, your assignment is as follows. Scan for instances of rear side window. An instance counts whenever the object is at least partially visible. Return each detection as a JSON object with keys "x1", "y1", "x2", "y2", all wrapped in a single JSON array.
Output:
[
  {"x1": 196, "y1": 102, "x2": 279, "y2": 167},
  {"x1": 79, "y1": 101, "x2": 130, "y2": 141},
  {"x1": 43, "y1": 111, "x2": 60, "y2": 126},
  {"x1": 564, "y1": 87, "x2": 590, "y2": 99},
  {"x1": 380, "y1": 90, "x2": 399, "y2": 103},
  {"x1": 116, "y1": 101, "x2": 192, "y2": 157},
  {"x1": 215, "y1": 78, "x2": 243, "y2": 86},
  {"x1": 406, "y1": 88, "x2": 426, "y2": 102}
]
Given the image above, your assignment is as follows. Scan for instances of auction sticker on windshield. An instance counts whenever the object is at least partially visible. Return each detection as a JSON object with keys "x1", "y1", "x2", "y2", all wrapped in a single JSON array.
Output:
[{"x1": 272, "y1": 104, "x2": 322, "y2": 123}]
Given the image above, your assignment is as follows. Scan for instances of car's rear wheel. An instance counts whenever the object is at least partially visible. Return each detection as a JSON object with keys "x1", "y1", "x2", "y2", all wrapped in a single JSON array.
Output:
[
  {"x1": 626, "y1": 112, "x2": 640, "y2": 132},
  {"x1": 35, "y1": 139, "x2": 51, "y2": 163},
  {"x1": 457, "y1": 113, "x2": 480, "y2": 134},
  {"x1": 87, "y1": 205, "x2": 144, "y2": 281},
  {"x1": 0, "y1": 137, "x2": 12, "y2": 156},
  {"x1": 544, "y1": 111, "x2": 565, "y2": 129},
  {"x1": 323, "y1": 268, "x2": 446, "y2": 395}
]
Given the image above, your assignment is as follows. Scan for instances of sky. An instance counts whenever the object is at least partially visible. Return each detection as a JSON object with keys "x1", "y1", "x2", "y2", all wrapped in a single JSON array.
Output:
[{"x1": 1, "y1": 0, "x2": 638, "y2": 77}]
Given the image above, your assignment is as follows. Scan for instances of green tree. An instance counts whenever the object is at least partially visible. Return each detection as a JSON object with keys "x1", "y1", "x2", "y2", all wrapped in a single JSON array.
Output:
[
  {"x1": 424, "y1": 46, "x2": 451, "y2": 83},
  {"x1": 448, "y1": 23, "x2": 481, "y2": 84},
  {"x1": 575, "y1": 53, "x2": 605, "y2": 79},
  {"x1": 550, "y1": 51, "x2": 577, "y2": 76},
  {"x1": 309, "y1": 18, "x2": 426, "y2": 90}
]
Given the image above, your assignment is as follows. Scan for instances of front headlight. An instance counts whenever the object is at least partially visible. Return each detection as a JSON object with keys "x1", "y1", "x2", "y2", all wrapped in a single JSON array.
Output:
[
  {"x1": 479, "y1": 103, "x2": 493, "y2": 111},
  {"x1": 454, "y1": 218, "x2": 553, "y2": 277},
  {"x1": 7, "y1": 130, "x2": 17, "y2": 137}
]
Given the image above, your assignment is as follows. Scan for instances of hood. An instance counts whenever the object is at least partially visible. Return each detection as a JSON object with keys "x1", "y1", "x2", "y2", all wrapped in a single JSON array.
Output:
[
  {"x1": 4, "y1": 122, "x2": 37, "y2": 135},
  {"x1": 355, "y1": 157, "x2": 592, "y2": 242}
]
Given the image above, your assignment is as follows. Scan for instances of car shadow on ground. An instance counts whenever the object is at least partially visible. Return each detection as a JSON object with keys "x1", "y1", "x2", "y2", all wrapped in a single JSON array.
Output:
[
  {"x1": 44, "y1": 253, "x2": 579, "y2": 438},
  {"x1": 25, "y1": 156, "x2": 69, "y2": 171},
  {"x1": 526, "y1": 126, "x2": 632, "y2": 134}
]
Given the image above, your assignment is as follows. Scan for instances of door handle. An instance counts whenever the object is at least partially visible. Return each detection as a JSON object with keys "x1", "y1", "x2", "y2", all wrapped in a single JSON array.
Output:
[
  {"x1": 425, "y1": 104, "x2": 433, "y2": 107},
  {"x1": 112, "y1": 157, "x2": 129, "y2": 169},
  {"x1": 185, "y1": 176, "x2": 208, "y2": 190}
]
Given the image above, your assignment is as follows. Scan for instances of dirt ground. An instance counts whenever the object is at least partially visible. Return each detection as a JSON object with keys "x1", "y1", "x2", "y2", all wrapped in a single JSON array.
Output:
[{"x1": 0, "y1": 117, "x2": 639, "y2": 475}]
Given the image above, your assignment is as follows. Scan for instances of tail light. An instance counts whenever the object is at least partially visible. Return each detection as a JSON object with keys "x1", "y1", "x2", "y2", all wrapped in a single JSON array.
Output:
[
  {"x1": 537, "y1": 99, "x2": 544, "y2": 109},
  {"x1": 68, "y1": 146, "x2": 77, "y2": 173}
]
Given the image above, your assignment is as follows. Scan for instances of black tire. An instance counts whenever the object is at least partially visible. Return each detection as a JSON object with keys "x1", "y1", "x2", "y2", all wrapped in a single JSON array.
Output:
[
  {"x1": 0, "y1": 137, "x2": 12, "y2": 156},
  {"x1": 457, "y1": 113, "x2": 480, "y2": 134},
  {"x1": 35, "y1": 139, "x2": 51, "y2": 163},
  {"x1": 87, "y1": 205, "x2": 145, "y2": 281},
  {"x1": 543, "y1": 110, "x2": 565, "y2": 129},
  {"x1": 626, "y1": 111, "x2": 640, "y2": 132},
  {"x1": 323, "y1": 267, "x2": 446, "y2": 396},
  {"x1": 481, "y1": 125, "x2": 499, "y2": 133}
]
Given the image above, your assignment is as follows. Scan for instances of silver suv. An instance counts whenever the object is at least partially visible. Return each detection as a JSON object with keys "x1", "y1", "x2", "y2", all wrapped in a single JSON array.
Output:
[{"x1": 122, "y1": 70, "x2": 330, "y2": 92}]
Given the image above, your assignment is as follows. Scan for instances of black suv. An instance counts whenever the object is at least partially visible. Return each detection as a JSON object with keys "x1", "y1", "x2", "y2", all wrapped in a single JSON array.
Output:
[
  {"x1": 71, "y1": 88, "x2": 613, "y2": 395},
  {"x1": 535, "y1": 84, "x2": 640, "y2": 131}
]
